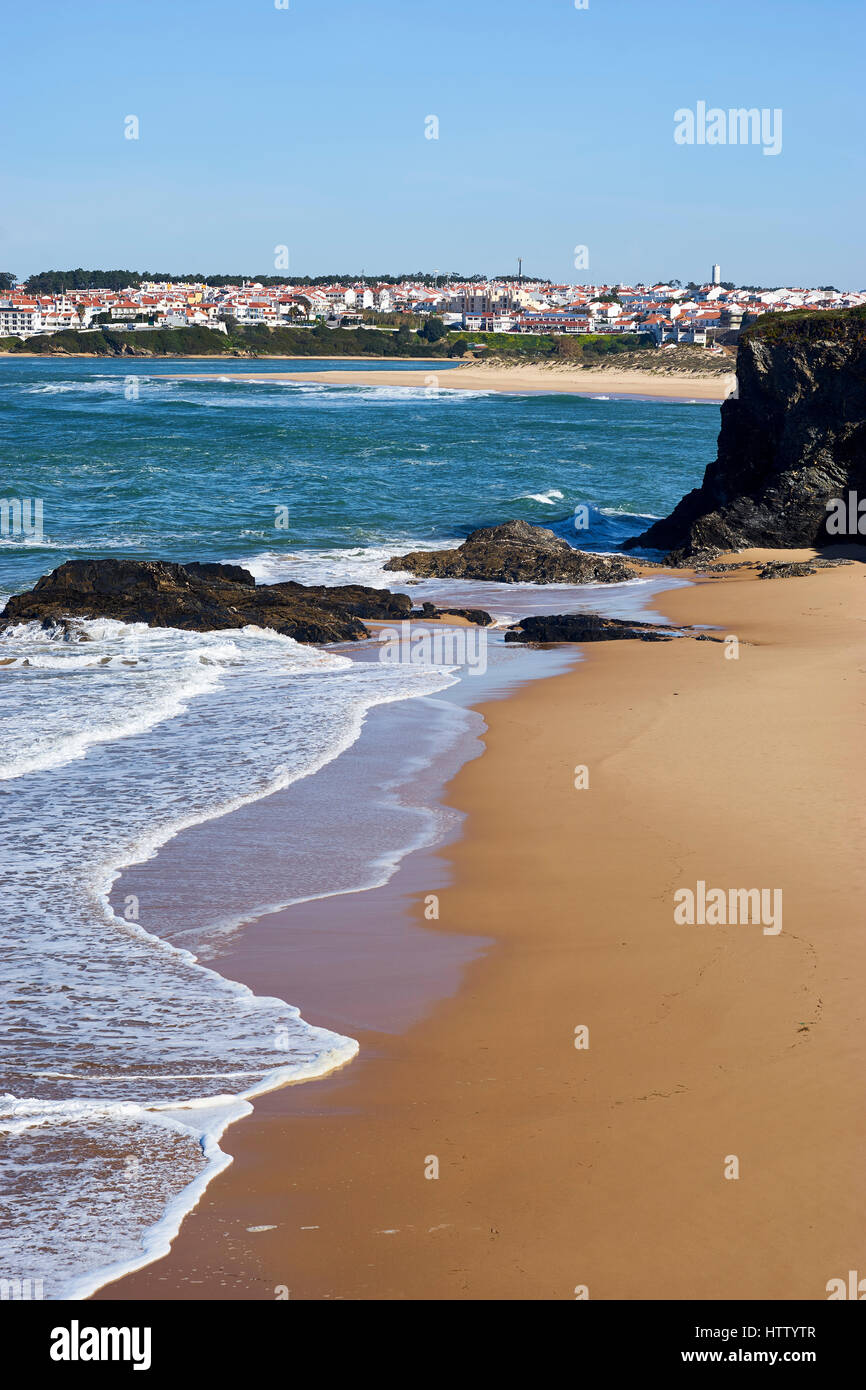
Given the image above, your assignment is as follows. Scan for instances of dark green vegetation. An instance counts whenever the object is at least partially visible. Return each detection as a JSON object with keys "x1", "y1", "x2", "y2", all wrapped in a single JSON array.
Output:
[
  {"x1": 458, "y1": 330, "x2": 653, "y2": 361},
  {"x1": 21, "y1": 269, "x2": 502, "y2": 294},
  {"x1": 447, "y1": 330, "x2": 652, "y2": 360},
  {"x1": 1, "y1": 322, "x2": 657, "y2": 361},
  {"x1": 741, "y1": 302, "x2": 866, "y2": 346},
  {"x1": 1, "y1": 324, "x2": 447, "y2": 358},
  {"x1": 25, "y1": 269, "x2": 154, "y2": 293},
  {"x1": 418, "y1": 316, "x2": 448, "y2": 343},
  {"x1": 553, "y1": 332, "x2": 655, "y2": 359}
]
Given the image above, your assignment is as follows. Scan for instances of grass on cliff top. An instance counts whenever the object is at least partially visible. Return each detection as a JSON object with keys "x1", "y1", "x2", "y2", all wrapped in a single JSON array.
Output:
[{"x1": 744, "y1": 302, "x2": 866, "y2": 346}]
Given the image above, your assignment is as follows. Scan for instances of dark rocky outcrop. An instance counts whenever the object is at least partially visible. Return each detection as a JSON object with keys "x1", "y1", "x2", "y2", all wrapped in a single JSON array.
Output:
[
  {"x1": 504, "y1": 613, "x2": 679, "y2": 643},
  {"x1": 692, "y1": 560, "x2": 757, "y2": 573},
  {"x1": 264, "y1": 579, "x2": 412, "y2": 623},
  {"x1": 413, "y1": 602, "x2": 494, "y2": 626},
  {"x1": 386, "y1": 520, "x2": 640, "y2": 584},
  {"x1": 757, "y1": 558, "x2": 853, "y2": 580},
  {"x1": 0, "y1": 558, "x2": 423, "y2": 644},
  {"x1": 626, "y1": 306, "x2": 866, "y2": 559}
]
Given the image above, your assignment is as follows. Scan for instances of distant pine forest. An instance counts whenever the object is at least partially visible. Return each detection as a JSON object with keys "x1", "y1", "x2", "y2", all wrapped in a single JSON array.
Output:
[{"x1": 18, "y1": 269, "x2": 533, "y2": 294}]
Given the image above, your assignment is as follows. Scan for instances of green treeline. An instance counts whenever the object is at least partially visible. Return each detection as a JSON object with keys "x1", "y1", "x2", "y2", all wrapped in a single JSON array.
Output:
[{"x1": 21, "y1": 269, "x2": 507, "y2": 294}]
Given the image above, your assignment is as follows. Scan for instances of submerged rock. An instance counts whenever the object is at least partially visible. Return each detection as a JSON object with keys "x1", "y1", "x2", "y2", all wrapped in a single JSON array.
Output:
[
  {"x1": 627, "y1": 306, "x2": 866, "y2": 558},
  {"x1": 386, "y1": 520, "x2": 640, "y2": 584},
  {"x1": 0, "y1": 558, "x2": 422, "y2": 644}
]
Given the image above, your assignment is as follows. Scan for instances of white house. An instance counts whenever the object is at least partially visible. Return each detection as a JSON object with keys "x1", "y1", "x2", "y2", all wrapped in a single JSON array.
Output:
[{"x1": 0, "y1": 303, "x2": 43, "y2": 335}]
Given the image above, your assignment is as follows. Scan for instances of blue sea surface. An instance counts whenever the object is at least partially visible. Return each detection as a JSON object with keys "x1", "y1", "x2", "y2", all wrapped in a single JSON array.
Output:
[{"x1": 0, "y1": 356, "x2": 719, "y2": 593}]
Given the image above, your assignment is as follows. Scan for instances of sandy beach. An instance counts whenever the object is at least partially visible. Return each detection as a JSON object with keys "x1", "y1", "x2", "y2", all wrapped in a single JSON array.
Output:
[
  {"x1": 96, "y1": 550, "x2": 865, "y2": 1301},
  {"x1": 165, "y1": 362, "x2": 736, "y2": 401}
]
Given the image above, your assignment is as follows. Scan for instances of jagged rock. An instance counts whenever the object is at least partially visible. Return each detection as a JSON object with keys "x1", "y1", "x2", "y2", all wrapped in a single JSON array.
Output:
[
  {"x1": 183, "y1": 561, "x2": 256, "y2": 587},
  {"x1": 413, "y1": 602, "x2": 494, "y2": 625},
  {"x1": 386, "y1": 520, "x2": 639, "y2": 584},
  {"x1": 0, "y1": 558, "x2": 420, "y2": 644},
  {"x1": 626, "y1": 306, "x2": 866, "y2": 557},
  {"x1": 503, "y1": 613, "x2": 679, "y2": 643},
  {"x1": 666, "y1": 547, "x2": 725, "y2": 569},
  {"x1": 699, "y1": 561, "x2": 759, "y2": 573}
]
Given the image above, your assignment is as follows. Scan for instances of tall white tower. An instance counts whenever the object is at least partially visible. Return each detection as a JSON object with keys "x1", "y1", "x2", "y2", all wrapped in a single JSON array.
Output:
[{"x1": 712, "y1": 263, "x2": 721, "y2": 286}]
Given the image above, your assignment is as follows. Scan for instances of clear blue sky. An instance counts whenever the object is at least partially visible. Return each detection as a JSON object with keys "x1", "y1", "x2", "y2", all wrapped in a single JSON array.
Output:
[{"x1": 2, "y1": 0, "x2": 863, "y2": 287}]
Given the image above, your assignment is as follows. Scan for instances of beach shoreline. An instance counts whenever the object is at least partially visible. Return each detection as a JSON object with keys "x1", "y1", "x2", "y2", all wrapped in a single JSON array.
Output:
[
  {"x1": 95, "y1": 549, "x2": 866, "y2": 1301},
  {"x1": 162, "y1": 362, "x2": 735, "y2": 401}
]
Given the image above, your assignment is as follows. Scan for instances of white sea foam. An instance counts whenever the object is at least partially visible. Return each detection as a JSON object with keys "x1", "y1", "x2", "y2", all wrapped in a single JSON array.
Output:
[
  {"x1": 22, "y1": 382, "x2": 114, "y2": 395},
  {"x1": 0, "y1": 536, "x2": 55, "y2": 549},
  {"x1": 241, "y1": 540, "x2": 457, "y2": 589},
  {"x1": 520, "y1": 489, "x2": 565, "y2": 505},
  {"x1": 0, "y1": 611, "x2": 459, "y2": 1299},
  {"x1": 237, "y1": 539, "x2": 688, "y2": 630}
]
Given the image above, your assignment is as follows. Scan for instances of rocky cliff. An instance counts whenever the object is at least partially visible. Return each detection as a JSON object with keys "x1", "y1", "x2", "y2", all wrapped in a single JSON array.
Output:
[{"x1": 627, "y1": 305, "x2": 866, "y2": 559}]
